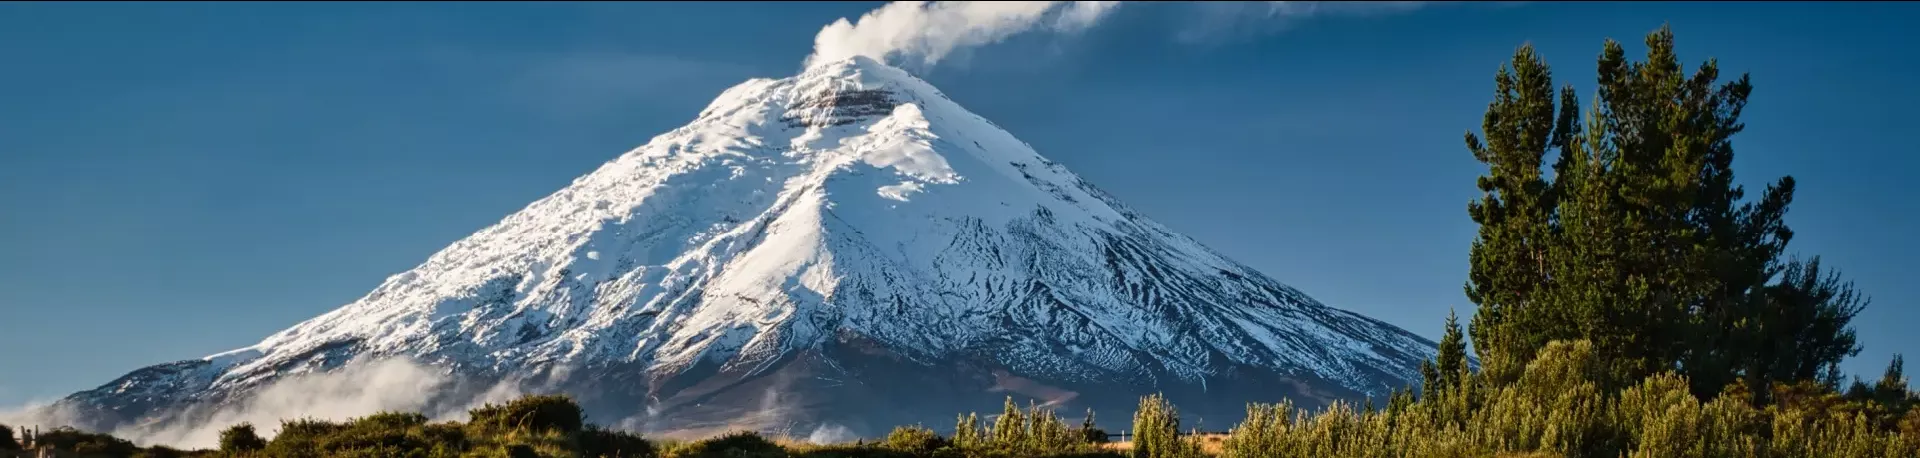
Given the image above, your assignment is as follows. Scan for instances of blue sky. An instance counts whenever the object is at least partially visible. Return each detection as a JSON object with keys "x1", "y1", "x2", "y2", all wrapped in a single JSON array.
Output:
[{"x1": 1, "y1": 2, "x2": 1915, "y2": 407}]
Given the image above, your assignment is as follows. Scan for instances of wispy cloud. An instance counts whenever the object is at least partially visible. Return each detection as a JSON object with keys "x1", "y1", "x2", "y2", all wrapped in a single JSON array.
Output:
[{"x1": 1177, "y1": 1, "x2": 1437, "y2": 44}]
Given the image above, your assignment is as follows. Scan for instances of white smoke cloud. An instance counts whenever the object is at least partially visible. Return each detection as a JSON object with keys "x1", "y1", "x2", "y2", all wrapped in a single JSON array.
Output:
[
  {"x1": 805, "y1": 1, "x2": 1122, "y2": 69},
  {"x1": 804, "y1": 1, "x2": 1438, "y2": 70}
]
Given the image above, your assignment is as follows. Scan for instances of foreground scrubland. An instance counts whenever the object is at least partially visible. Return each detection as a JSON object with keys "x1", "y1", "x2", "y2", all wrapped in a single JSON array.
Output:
[{"x1": 4, "y1": 338, "x2": 1916, "y2": 458}]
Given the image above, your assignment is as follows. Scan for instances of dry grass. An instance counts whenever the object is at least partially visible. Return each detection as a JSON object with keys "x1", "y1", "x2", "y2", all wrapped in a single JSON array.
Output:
[
  {"x1": 1100, "y1": 433, "x2": 1228, "y2": 455},
  {"x1": 1098, "y1": 436, "x2": 1559, "y2": 458}
]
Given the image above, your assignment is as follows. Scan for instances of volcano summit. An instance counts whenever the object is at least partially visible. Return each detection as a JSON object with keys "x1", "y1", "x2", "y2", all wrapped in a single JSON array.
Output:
[{"x1": 42, "y1": 56, "x2": 1439, "y2": 442}]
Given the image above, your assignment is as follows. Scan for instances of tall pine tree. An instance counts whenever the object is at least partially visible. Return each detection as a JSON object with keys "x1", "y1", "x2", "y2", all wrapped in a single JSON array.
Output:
[{"x1": 1463, "y1": 42, "x2": 1577, "y2": 367}]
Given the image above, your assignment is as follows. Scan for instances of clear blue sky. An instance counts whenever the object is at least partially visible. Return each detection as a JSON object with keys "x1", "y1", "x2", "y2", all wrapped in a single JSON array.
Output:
[{"x1": 2, "y1": 2, "x2": 1915, "y2": 407}]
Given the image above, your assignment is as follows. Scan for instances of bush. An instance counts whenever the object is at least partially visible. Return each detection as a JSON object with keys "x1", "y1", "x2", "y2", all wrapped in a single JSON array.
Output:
[
  {"x1": 882, "y1": 425, "x2": 947, "y2": 453},
  {"x1": 663, "y1": 431, "x2": 784, "y2": 458},
  {"x1": 353, "y1": 412, "x2": 430, "y2": 431},
  {"x1": 219, "y1": 423, "x2": 268, "y2": 454},
  {"x1": 577, "y1": 425, "x2": 656, "y2": 458},
  {"x1": 36, "y1": 426, "x2": 139, "y2": 457},
  {"x1": 1901, "y1": 409, "x2": 1920, "y2": 437},
  {"x1": 416, "y1": 422, "x2": 469, "y2": 454},
  {"x1": 504, "y1": 443, "x2": 540, "y2": 458},
  {"x1": 469, "y1": 394, "x2": 586, "y2": 434},
  {"x1": 131, "y1": 445, "x2": 189, "y2": 458},
  {"x1": 266, "y1": 417, "x2": 345, "y2": 456},
  {"x1": 790, "y1": 445, "x2": 920, "y2": 458},
  {"x1": 1128, "y1": 394, "x2": 1201, "y2": 458},
  {"x1": 952, "y1": 413, "x2": 982, "y2": 449},
  {"x1": 1219, "y1": 402, "x2": 1290, "y2": 458}
]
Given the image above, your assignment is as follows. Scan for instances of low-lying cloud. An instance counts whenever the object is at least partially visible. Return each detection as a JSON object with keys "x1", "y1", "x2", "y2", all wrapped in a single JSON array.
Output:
[
  {"x1": 0, "y1": 358, "x2": 567, "y2": 450},
  {"x1": 0, "y1": 354, "x2": 852, "y2": 450},
  {"x1": 804, "y1": 1, "x2": 1440, "y2": 70},
  {"x1": 0, "y1": 359, "x2": 430, "y2": 449}
]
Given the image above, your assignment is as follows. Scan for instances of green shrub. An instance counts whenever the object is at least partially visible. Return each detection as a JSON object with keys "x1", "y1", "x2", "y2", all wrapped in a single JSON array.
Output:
[
  {"x1": 881, "y1": 425, "x2": 947, "y2": 453},
  {"x1": 37, "y1": 426, "x2": 139, "y2": 457},
  {"x1": 219, "y1": 423, "x2": 268, "y2": 454},
  {"x1": 469, "y1": 394, "x2": 586, "y2": 434},
  {"x1": 353, "y1": 412, "x2": 430, "y2": 430},
  {"x1": 989, "y1": 397, "x2": 1024, "y2": 449},
  {"x1": 663, "y1": 431, "x2": 784, "y2": 458},
  {"x1": 1128, "y1": 393, "x2": 1200, "y2": 458},
  {"x1": 131, "y1": 445, "x2": 186, "y2": 458},
  {"x1": 790, "y1": 445, "x2": 919, "y2": 458},
  {"x1": 951, "y1": 413, "x2": 982, "y2": 449},
  {"x1": 266, "y1": 417, "x2": 345, "y2": 457},
  {"x1": 416, "y1": 422, "x2": 469, "y2": 455},
  {"x1": 1219, "y1": 402, "x2": 1290, "y2": 458},
  {"x1": 504, "y1": 443, "x2": 540, "y2": 458},
  {"x1": 576, "y1": 425, "x2": 655, "y2": 458},
  {"x1": 1900, "y1": 408, "x2": 1920, "y2": 436}
]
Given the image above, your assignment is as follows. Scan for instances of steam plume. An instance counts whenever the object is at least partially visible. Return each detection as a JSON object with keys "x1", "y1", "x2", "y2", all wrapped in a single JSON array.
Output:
[
  {"x1": 803, "y1": 1, "x2": 1436, "y2": 69},
  {"x1": 805, "y1": 1, "x2": 1122, "y2": 69}
]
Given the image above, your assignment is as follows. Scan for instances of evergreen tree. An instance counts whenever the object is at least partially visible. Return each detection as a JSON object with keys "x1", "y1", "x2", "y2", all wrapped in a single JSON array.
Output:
[
  {"x1": 1436, "y1": 309, "x2": 1469, "y2": 390},
  {"x1": 1876, "y1": 354, "x2": 1911, "y2": 411},
  {"x1": 1463, "y1": 24, "x2": 1865, "y2": 398},
  {"x1": 1419, "y1": 360, "x2": 1439, "y2": 399},
  {"x1": 1748, "y1": 256, "x2": 1867, "y2": 396},
  {"x1": 0, "y1": 424, "x2": 17, "y2": 451},
  {"x1": 1386, "y1": 386, "x2": 1415, "y2": 414},
  {"x1": 1463, "y1": 42, "x2": 1574, "y2": 367}
]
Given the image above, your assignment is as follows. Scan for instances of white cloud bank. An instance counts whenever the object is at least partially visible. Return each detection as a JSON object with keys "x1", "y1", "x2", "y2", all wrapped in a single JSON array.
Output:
[
  {"x1": 0, "y1": 358, "x2": 557, "y2": 450},
  {"x1": 804, "y1": 1, "x2": 1442, "y2": 69},
  {"x1": 0, "y1": 357, "x2": 834, "y2": 450}
]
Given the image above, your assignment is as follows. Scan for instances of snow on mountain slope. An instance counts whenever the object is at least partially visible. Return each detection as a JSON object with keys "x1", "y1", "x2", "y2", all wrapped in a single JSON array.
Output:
[{"x1": 42, "y1": 56, "x2": 1439, "y2": 441}]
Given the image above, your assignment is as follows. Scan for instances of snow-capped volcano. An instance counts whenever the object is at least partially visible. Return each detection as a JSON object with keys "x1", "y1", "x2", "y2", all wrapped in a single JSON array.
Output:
[{"x1": 42, "y1": 56, "x2": 1438, "y2": 440}]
